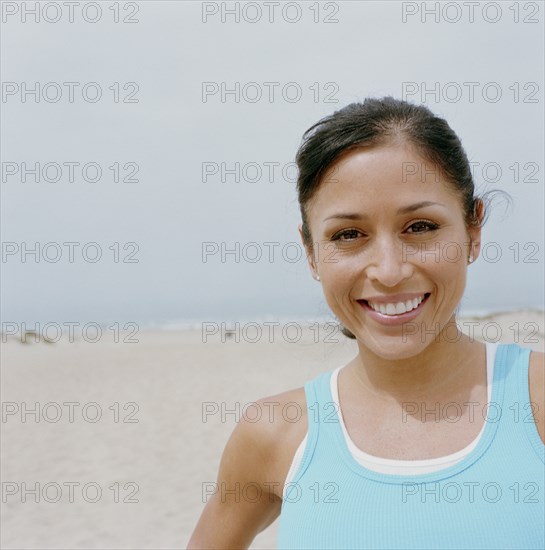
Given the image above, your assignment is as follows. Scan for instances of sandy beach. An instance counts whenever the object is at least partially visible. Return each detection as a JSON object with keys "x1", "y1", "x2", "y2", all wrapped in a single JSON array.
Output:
[{"x1": 1, "y1": 310, "x2": 543, "y2": 549}]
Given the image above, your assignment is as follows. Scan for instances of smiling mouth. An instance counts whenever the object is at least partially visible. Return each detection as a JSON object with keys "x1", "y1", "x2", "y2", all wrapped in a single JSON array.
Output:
[{"x1": 358, "y1": 293, "x2": 431, "y2": 316}]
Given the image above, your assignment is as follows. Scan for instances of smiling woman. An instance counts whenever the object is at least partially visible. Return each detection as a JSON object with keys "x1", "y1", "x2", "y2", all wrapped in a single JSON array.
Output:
[
  {"x1": 300, "y1": 142, "x2": 482, "y2": 360},
  {"x1": 187, "y1": 97, "x2": 545, "y2": 550}
]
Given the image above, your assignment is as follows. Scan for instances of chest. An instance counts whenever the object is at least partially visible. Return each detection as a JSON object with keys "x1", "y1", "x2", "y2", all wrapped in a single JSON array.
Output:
[{"x1": 339, "y1": 392, "x2": 489, "y2": 460}]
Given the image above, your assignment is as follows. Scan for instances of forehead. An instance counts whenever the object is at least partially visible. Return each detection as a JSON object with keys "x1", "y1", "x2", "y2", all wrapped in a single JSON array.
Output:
[{"x1": 306, "y1": 144, "x2": 462, "y2": 223}]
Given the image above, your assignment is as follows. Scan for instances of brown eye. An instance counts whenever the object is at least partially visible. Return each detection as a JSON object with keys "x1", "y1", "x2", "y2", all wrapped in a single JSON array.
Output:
[
  {"x1": 406, "y1": 221, "x2": 439, "y2": 234},
  {"x1": 331, "y1": 229, "x2": 362, "y2": 241}
]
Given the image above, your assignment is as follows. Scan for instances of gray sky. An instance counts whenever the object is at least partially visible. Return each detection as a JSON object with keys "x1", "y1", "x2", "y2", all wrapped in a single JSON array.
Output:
[{"x1": 1, "y1": 0, "x2": 544, "y2": 327}]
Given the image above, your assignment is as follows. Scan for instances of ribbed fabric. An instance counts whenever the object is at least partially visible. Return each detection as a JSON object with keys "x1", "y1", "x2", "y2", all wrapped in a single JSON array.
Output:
[{"x1": 277, "y1": 343, "x2": 545, "y2": 549}]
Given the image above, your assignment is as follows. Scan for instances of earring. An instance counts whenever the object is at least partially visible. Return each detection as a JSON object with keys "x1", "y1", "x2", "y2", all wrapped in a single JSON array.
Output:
[
  {"x1": 468, "y1": 255, "x2": 474, "y2": 264},
  {"x1": 315, "y1": 274, "x2": 320, "y2": 281}
]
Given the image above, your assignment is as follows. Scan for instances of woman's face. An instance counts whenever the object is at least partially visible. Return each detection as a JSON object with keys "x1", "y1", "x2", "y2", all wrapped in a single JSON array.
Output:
[{"x1": 300, "y1": 143, "x2": 481, "y2": 359}]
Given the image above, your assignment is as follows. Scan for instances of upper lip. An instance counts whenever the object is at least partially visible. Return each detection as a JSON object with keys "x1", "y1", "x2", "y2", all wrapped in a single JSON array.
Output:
[{"x1": 358, "y1": 292, "x2": 430, "y2": 304}]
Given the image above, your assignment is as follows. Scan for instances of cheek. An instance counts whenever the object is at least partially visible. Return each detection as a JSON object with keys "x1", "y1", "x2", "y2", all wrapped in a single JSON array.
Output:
[
  {"x1": 426, "y1": 230, "x2": 470, "y2": 271},
  {"x1": 320, "y1": 260, "x2": 361, "y2": 307},
  {"x1": 320, "y1": 254, "x2": 359, "y2": 282},
  {"x1": 431, "y1": 253, "x2": 468, "y2": 293}
]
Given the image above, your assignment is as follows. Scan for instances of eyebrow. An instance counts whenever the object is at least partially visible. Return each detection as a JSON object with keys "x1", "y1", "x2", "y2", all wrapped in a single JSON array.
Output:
[{"x1": 322, "y1": 201, "x2": 447, "y2": 222}]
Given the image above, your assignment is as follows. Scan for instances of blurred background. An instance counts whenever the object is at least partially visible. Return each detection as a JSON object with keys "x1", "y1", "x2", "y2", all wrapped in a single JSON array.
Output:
[{"x1": 2, "y1": 1, "x2": 544, "y2": 326}]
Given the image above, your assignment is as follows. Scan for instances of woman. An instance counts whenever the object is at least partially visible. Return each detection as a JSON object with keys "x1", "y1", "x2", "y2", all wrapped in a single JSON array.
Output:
[{"x1": 188, "y1": 97, "x2": 544, "y2": 549}]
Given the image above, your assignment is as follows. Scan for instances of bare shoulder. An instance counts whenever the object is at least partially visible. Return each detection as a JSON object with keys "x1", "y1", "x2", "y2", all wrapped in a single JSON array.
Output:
[
  {"x1": 216, "y1": 385, "x2": 308, "y2": 490},
  {"x1": 528, "y1": 350, "x2": 545, "y2": 445},
  {"x1": 219, "y1": 385, "x2": 308, "y2": 486},
  {"x1": 187, "y1": 386, "x2": 308, "y2": 549},
  {"x1": 248, "y1": 386, "x2": 309, "y2": 483}
]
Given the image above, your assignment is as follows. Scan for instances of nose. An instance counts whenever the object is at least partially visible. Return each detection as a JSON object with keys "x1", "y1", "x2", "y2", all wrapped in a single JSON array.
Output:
[{"x1": 365, "y1": 237, "x2": 414, "y2": 287}]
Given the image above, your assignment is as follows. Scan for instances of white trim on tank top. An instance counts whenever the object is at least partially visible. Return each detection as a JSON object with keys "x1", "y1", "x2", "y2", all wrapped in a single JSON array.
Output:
[{"x1": 283, "y1": 341, "x2": 498, "y2": 487}]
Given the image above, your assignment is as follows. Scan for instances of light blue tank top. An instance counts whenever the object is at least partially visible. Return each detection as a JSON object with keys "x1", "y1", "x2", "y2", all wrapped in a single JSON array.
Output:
[{"x1": 277, "y1": 343, "x2": 544, "y2": 549}]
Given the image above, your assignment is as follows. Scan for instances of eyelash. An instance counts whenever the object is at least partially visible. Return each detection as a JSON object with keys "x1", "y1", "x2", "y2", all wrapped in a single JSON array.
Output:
[{"x1": 331, "y1": 220, "x2": 440, "y2": 241}]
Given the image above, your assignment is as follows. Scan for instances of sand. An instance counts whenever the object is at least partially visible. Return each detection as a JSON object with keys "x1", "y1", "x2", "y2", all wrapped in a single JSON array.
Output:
[{"x1": 1, "y1": 310, "x2": 543, "y2": 549}]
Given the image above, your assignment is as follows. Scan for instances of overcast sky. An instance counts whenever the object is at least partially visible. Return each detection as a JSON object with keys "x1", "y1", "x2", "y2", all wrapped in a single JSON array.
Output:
[{"x1": 1, "y1": 0, "x2": 544, "y2": 328}]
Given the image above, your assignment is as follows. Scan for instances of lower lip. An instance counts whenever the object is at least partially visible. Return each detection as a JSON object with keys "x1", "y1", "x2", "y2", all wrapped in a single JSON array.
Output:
[{"x1": 358, "y1": 294, "x2": 430, "y2": 326}]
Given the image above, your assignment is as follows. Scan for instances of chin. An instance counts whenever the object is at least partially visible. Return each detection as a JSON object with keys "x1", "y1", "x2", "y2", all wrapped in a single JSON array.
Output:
[{"x1": 355, "y1": 330, "x2": 431, "y2": 360}]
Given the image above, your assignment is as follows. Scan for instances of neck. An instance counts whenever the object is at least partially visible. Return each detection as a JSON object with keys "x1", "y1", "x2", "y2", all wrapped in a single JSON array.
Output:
[{"x1": 351, "y1": 318, "x2": 483, "y2": 403}]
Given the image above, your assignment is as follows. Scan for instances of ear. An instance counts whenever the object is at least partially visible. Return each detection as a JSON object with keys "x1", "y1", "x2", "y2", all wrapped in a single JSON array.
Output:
[
  {"x1": 298, "y1": 224, "x2": 319, "y2": 279},
  {"x1": 467, "y1": 198, "x2": 484, "y2": 261},
  {"x1": 468, "y1": 225, "x2": 482, "y2": 262}
]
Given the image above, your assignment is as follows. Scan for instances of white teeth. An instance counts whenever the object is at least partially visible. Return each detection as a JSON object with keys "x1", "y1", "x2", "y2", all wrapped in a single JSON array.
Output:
[{"x1": 368, "y1": 295, "x2": 426, "y2": 316}]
